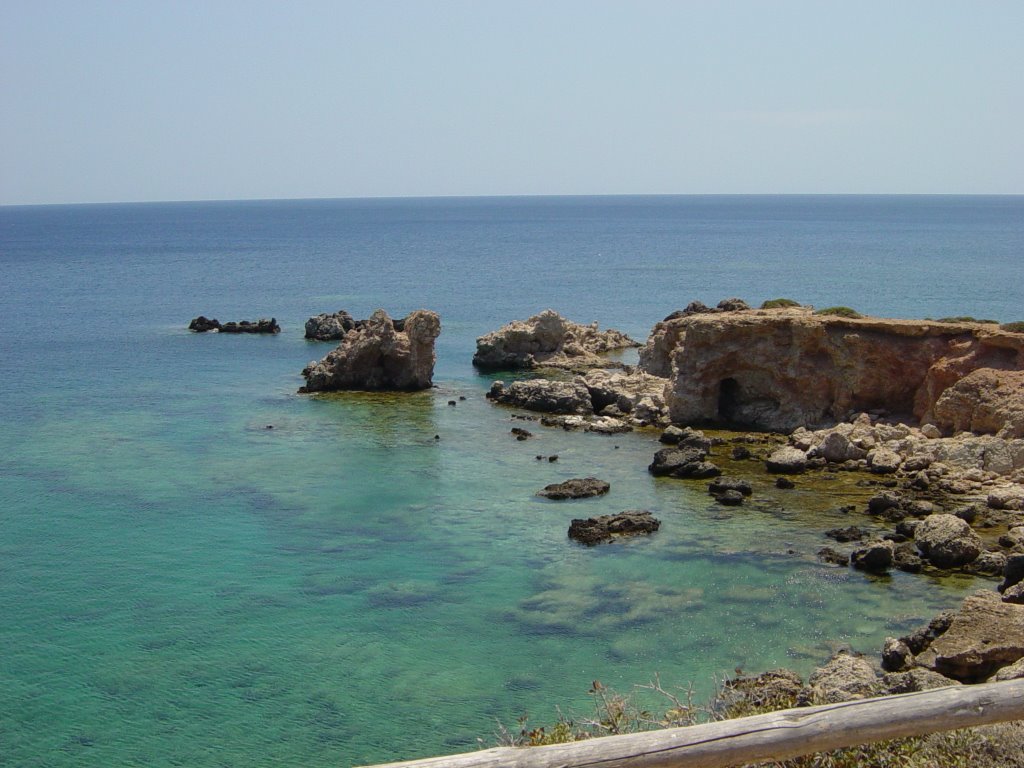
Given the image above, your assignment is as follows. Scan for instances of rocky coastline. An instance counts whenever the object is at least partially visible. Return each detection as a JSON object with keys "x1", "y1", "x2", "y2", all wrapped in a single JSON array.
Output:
[{"x1": 475, "y1": 303, "x2": 1024, "y2": 710}]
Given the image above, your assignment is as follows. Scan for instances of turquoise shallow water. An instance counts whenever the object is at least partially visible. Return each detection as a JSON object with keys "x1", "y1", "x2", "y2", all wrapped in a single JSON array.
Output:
[{"x1": 1, "y1": 196, "x2": 1022, "y2": 765}]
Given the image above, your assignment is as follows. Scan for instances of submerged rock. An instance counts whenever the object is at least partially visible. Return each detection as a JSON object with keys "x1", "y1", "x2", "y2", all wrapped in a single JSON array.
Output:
[
  {"x1": 568, "y1": 510, "x2": 660, "y2": 545},
  {"x1": 537, "y1": 477, "x2": 610, "y2": 500},
  {"x1": 300, "y1": 309, "x2": 440, "y2": 392}
]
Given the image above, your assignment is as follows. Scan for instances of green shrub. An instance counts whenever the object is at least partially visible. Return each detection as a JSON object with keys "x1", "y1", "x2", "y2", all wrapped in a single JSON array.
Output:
[
  {"x1": 814, "y1": 306, "x2": 863, "y2": 319},
  {"x1": 760, "y1": 298, "x2": 801, "y2": 309},
  {"x1": 936, "y1": 316, "x2": 998, "y2": 324},
  {"x1": 1000, "y1": 321, "x2": 1024, "y2": 333}
]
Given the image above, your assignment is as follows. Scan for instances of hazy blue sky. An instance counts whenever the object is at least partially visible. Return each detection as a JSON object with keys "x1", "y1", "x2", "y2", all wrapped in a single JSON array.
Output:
[{"x1": 2, "y1": 1, "x2": 1022, "y2": 204}]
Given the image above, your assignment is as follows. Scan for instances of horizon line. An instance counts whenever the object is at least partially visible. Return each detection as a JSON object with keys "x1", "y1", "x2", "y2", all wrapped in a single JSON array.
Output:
[{"x1": 3, "y1": 191, "x2": 1024, "y2": 209}]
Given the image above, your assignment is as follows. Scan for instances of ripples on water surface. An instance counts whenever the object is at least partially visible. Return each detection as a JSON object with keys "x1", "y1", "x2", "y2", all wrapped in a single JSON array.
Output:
[{"x1": 0, "y1": 196, "x2": 1021, "y2": 765}]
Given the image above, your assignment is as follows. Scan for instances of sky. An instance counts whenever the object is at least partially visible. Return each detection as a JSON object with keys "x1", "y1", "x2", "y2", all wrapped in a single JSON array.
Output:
[{"x1": 1, "y1": 0, "x2": 1022, "y2": 205}]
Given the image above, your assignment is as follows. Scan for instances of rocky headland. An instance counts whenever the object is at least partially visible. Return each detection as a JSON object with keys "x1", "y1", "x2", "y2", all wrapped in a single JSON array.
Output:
[
  {"x1": 472, "y1": 309, "x2": 638, "y2": 371},
  {"x1": 300, "y1": 308, "x2": 440, "y2": 392}
]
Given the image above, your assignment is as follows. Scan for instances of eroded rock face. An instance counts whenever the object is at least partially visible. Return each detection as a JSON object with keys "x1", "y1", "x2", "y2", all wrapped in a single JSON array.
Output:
[
  {"x1": 638, "y1": 306, "x2": 1024, "y2": 433},
  {"x1": 915, "y1": 591, "x2": 1024, "y2": 682},
  {"x1": 932, "y1": 368, "x2": 1024, "y2": 439},
  {"x1": 300, "y1": 309, "x2": 440, "y2": 392},
  {"x1": 568, "y1": 510, "x2": 660, "y2": 545},
  {"x1": 473, "y1": 310, "x2": 638, "y2": 371}
]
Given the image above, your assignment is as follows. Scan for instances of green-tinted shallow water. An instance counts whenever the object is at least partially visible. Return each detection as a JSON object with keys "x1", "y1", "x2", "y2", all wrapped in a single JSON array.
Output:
[{"x1": 0, "y1": 376, "x2": 983, "y2": 766}]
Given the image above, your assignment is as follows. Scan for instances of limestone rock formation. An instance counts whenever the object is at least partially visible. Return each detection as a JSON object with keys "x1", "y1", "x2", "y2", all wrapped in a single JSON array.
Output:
[
  {"x1": 304, "y1": 310, "x2": 357, "y2": 341},
  {"x1": 473, "y1": 310, "x2": 638, "y2": 371},
  {"x1": 915, "y1": 591, "x2": 1024, "y2": 682},
  {"x1": 300, "y1": 309, "x2": 440, "y2": 392},
  {"x1": 486, "y1": 379, "x2": 593, "y2": 415},
  {"x1": 568, "y1": 510, "x2": 660, "y2": 545},
  {"x1": 637, "y1": 305, "x2": 1024, "y2": 433},
  {"x1": 807, "y1": 650, "x2": 881, "y2": 703}
]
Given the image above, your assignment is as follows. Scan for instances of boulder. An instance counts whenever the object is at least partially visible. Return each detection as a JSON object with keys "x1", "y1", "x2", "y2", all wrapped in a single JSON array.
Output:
[
  {"x1": 988, "y1": 486, "x2": 1024, "y2": 510},
  {"x1": 915, "y1": 590, "x2": 1024, "y2": 682},
  {"x1": 901, "y1": 611, "x2": 955, "y2": 655},
  {"x1": 813, "y1": 431, "x2": 867, "y2": 463},
  {"x1": 714, "y1": 489, "x2": 745, "y2": 506},
  {"x1": 932, "y1": 368, "x2": 1024, "y2": 439},
  {"x1": 648, "y1": 447, "x2": 721, "y2": 479},
  {"x1": 994, "y1": 657, "x2": 1024, "y2": 681},
  {"x1": 868, "y1": 447, "x2": 903, "y2": 474},
  {"x1": 1001, "y1": 554, "x2": 1024, "y2": 593},
  {"x1": 766, "y1": 446, "x2": 808, "y2": 474},
  {"x1": 486, "y1": 379, "x2": 593, "y2": 415},
  {"x1": 914, "y1": 513, "x2": 983, "y2": 568},
  {"x1": 188, "y1": 315, "x2": 220, "y2": 332},
  {"x1": 807, "y1": 650, "x2": 880, "y2": 703},
  {"x1": 304, "y1": 310, "x2": 356, "y2": 340},
  {"x1": 568, "y1": 510, "x2": 660, "y2": 545},
  {"x1": 658, "y1": 425, "x2": 711, "y2": 450},
  {"x1": 892, "y1": 543, "x2": 924, "y2": 573},
  {"x1": 1004, "y1": 583, "x2": 1024, "y2": 605},
  {"x1": 300, "y1": 309, "x2": 439, "y2": 392},
  {"x1": 473, "y1": 310, "x2": 638, "y2": 371},
  {"x1": 851, "y1": 540, "x2": 894, "y2": 574},
  {"x1": 537, "y1": 477, "x2": 610, "y2": 500}
]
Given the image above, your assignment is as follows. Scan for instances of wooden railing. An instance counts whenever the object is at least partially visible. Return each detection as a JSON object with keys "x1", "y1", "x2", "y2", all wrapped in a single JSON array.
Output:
[{"x1": 359, "y1": 678, "x2": 1024, "y2": 768}]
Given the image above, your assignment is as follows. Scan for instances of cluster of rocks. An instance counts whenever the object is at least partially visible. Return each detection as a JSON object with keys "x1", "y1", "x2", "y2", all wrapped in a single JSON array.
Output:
[
  {"x1": 486, "y1": 368, "x2": 669, "y2": 432},
  {"x1": 472, "y1": 310, "x2": 638, "y2": 371},
  {"x1": 648, "y1": 426, "x2": 721, "y2": 480},
  {"x1": 728, "y1": 578, "x2": 1024, "y2": 716},
  {"x1": 188, "y1": 316, "x2": 281, "y2": 334},
  {"x1": 300, "y1": 309, "x2": 441, "y2": 392}
]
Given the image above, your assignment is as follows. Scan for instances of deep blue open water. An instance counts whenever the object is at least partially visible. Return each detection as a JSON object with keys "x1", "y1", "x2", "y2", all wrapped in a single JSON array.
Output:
[{"x1": 1, "y1": 195, "x2": 1022, "y2": 766}]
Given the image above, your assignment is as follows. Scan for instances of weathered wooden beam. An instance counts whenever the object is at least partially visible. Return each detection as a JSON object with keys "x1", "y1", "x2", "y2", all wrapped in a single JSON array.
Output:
[{"x1": 359, "y1": 678, "x2": 1024, "y2": 768}]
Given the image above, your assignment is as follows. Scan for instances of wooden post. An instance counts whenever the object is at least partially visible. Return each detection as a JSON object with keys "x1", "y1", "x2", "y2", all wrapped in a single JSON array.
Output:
[{"x1": 359, "y1": 678, "x2": 1024, "y2": 768}]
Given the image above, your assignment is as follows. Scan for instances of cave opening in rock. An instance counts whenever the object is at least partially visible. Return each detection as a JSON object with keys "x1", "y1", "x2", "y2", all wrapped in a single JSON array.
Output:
[{"x1": 718, "y1": 377, "x2": 742, "y2": 423}]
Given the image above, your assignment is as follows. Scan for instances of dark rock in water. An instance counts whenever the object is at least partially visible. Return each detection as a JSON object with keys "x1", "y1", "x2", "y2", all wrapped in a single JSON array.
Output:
[
  {"x1": 448, "y1": 400, "x2": 457, "y2": 406},
  {"x1": 895, "y1": 519, "x2": 920, "y2": 538},
  {"x1": 658, "y1": 426, "x2": 712, "y2": 451},
  {"x1": 731, "y1": 445, "x2": 752, "y2": 460},
  {"x1": 867, "y1": 491, "x2": 902, "y2": 515},
  {"x1": 714, "y1": 489, "x2": 745, "y2": 506},
  {"x1": 548, "y1": 455, "x2": 559, "y2": 462},
  {"x1": 963, "y1": 550, "x2": 1007, "y2": 577},
  {"x1": 708, "y1": 477, "x2": 753, "y2": 497},
  {"x1": 825, "y1": 526, "x2": 865, "y2": 543},
  {"x1": 537, "y1": 477, "x2": 610, "y2": 500},
  {"x1": 511, "y1": 427, "x2": 533, "y2": 440},
  {"x1": 304, "y1": 310, "x2": 357, "y2": 340},
  {"x1": 649, "y1": 447, "x2": 721, "y2": 479},
  {"x1": 851, "y1": 540, "x2": 894, "y2": 573},
  {"x1": 219, "y1": 318, "x2": 281, "y2": 334},
  {"x1": 568, "y1": 510, "x2": 660, "y2": 545},
  {"x1": 189, "y1": 316, "x2": 281, "y2": 334},
  {"x1": 817, "y1": 547, "x2": 850, "y2": 566},
  {"x1": 188, "y1": 315, "x2": 220, "y2": 332},
  {"x1": 775, "y1": 476, "x2": 795, "y2": 489},
  {"x1": 893, "y1": 543, "x2": 924, "y2": 573}
]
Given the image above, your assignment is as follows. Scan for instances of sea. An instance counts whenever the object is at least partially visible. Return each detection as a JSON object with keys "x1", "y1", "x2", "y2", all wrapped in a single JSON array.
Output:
[{"x1": 1, "y1": 195, "x2": 1022, "y2": 766}]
